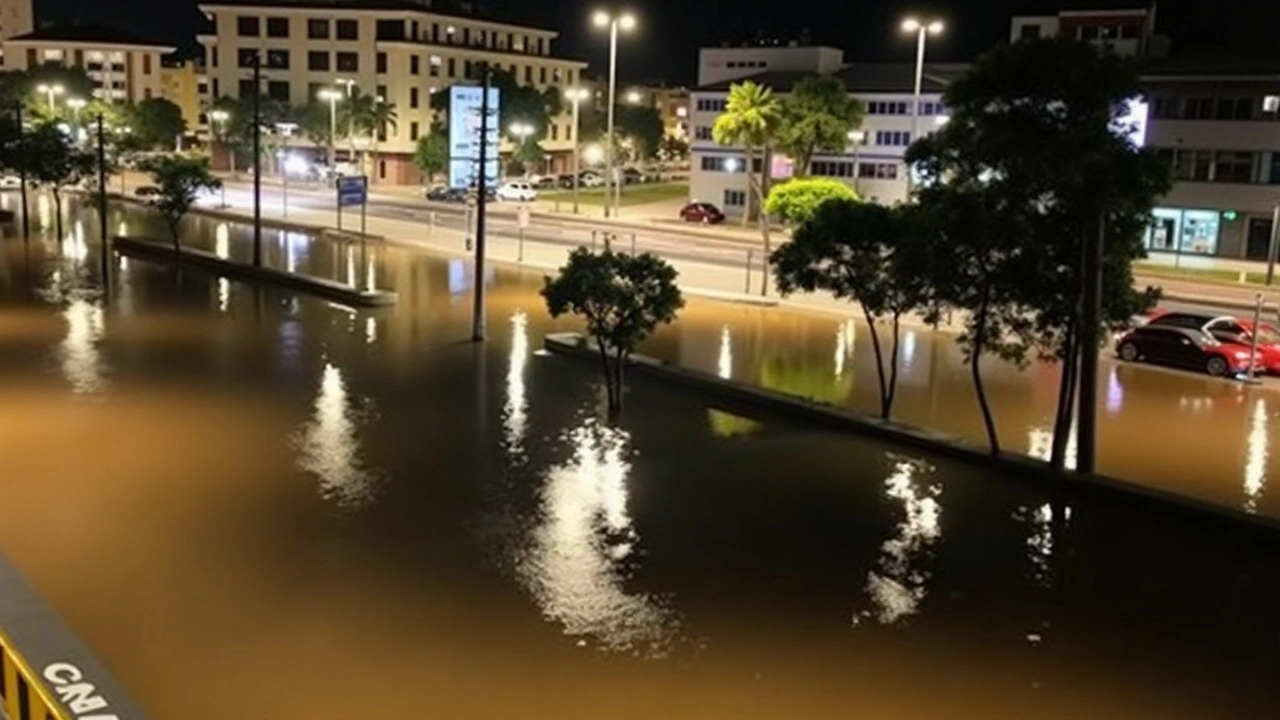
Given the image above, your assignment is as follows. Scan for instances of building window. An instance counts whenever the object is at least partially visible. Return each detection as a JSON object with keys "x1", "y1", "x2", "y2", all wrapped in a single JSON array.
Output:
[
  {"x1": 308, "y1": 19, "x2": 329, "y2": 39},
  {"x1": 376, "y1": 85, "x2": 387, "y2": 102},
  {"x1": 266, "y1": 49, "x2": 289, "y2": 70},
  {"x1": 144, "y1": 88, "x2": 152, "y2": 100},
  {"x1": 695, "y1": 98, "x2": 727, "y2": 113},
  {"x1": 41, "y1": 49, "x2": 64, "y2": 61},
  {"x1": 430, "y1": 55, "x2": 441, "y2": 76},
  {"x1": 695, "y1": 126, "x2": 712, "y2": 141},
  {"x1": 142, "y1": 54, "x2": 152, "y2": 74},
  {"x1": 237, "y1": 49, "x2": 259, "y2": 68},
  {"x1": 336, "y1": 19, "x2": 358, "y2": 40},
  {"x1": 447, "y1": 58, "x2": 456, "y2": 77},
  {"x1": 376, "y1": 52, "x2": 387, "y2": 74},
  {"x1": 307, "y1": 82, "x2": 325, "y2": 100},
  {"x1": 1119, "y1": 24, "x2": 1140, "y2": 40},
  {"x1": 197, "y1": 81, "x2": 208, "y2": 94},
  {"x1": 553, "y1": 68, "x2": 562, "y2": 83},
  {"x1": 700, "y1": 155, "x2": 743, "y2": 172},
  {"x1": 307, "y1": 51, "x2": 329, "y2": 71},
  {"x1": 1215, "y1": 98, "x2": 1254, "y2": 121},
  {"x1": 867, "y1": 101, "x2": 910, "y2": 115},
  {"x1": 1146, "y1": 208, "x2": 1219, "y2": 255},
  {"x1": 1019, "y1": 24, "x2": 1041, "y2": 40},
  {"x1": 410, "y1": 55, "x2": 420, "y2": 75},
  {"x1": 410, "y1": 121, "x2": 419, "y2": 141},
  {"x1": 411, "y1": 20, "x2": 419, "y2": 39},
  {"x1": 410, "y1": 87, "x2": 419, "y2": 108},
  {"x1": 724, "y1": 189, "x2": 746, "y2": 207},
  {"x1": 237, "y1": 16, "x2": 260, "y2": 37},
  {"x1": 267, "y1": 80, "x2": 289, "y2": 102},
  {"x1": 1172, "y1": 149, "x2": 1213, "y2": 181},
  {"x1": 875, "y1": 130, "x2": 912, "y2": 146},
  {"x1": 238, "y1": 78, "x2": 256, "y2": 98},
  {"x1": 336, "y1": 52, "x2": 358, "y2": 72},
  {"x1": 539, "y1": 67, "x2": 547, "y2": 84},
  {"x1": 812, "y1": 160, "x2": 855, "y2": 178},
  {"x1": 210, "y1": 47, "x2": 218, "y2": 68},
  {"x1": 1213, "y1": 151, "x2": 1255, "y2": 183},
  {"x1": 463, "y1": 27, "x2": 471, "y2": 45},
  {"x1": 1184, "y1": 98, "x2": 1213, "y2": 120},
  {"x1": 376, "y1": 19, "x2": 404, "y2": 41},
  {"x1": 212, "y1": 78, "x2": 219, "y2": 96},
  {"x1": 524, "y1": 66, "x2": 532, "y2": 83},
  {"x1": 266, "y1": 17, "x2": 289, "y2": 38},
  {"x1": 551, "y1": 123, "x2": 558, "y2": 141}
]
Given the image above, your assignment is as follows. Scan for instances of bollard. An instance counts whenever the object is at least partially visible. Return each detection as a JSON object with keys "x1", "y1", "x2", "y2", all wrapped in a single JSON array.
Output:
[
  {"x1": 630, "y1": 232, "x2": 637, "y2": 256},
  {"x1": 745, "y1": 249, "x2": 753, "y2": 294}
]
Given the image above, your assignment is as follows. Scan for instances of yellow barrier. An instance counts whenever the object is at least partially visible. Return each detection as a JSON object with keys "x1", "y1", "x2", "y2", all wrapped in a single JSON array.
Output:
[{"x1": 0, "y1": 624, "x2": 69, "y2": 720}]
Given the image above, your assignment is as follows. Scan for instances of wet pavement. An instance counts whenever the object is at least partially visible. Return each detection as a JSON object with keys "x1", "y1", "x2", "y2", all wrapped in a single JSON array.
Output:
[{"x1": 1, "y1": 196, "x2": 1279, "y2": 718}]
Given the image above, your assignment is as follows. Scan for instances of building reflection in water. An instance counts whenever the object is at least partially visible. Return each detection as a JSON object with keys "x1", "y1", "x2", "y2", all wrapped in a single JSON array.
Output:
[
  {"x1": 36, "y1": 194, "x2": 51, "y2": 231},
  {"x1": 365, "y1": 316, "x2": 377, "y2": 345},
  {"x1": 1244, "y1": 398, "x2": 1269, "y2": 514},
  {"x1": 295, "y1": 362, "x2": 381, "y2": 510},
  {"x1": 365, "y1": 249, "x2": 377, "y2": 291},
  {"x1": 60, "y1": 298, "x2": 107, "y2": 394},
  {"x1": 1105, "y1": 366, "x2": 1124, "y2": 414},
  {"x1": 345, "y1": 246, "x2": 357, "y2": 288},
  {"x1": 215, "y1": 223, "x2": 230, "y2": 259},
  {"x1": 65, "y1": 220, "x2": 89, "y2": 262},
  {"x1": 503, "y1": 312, "x2": 529, "y2": 457},
  {"x1": 1013, "y1": 502, "x2": 1069, "y2": 591},
  {"x1": 716, "y1": 325, "x2": 732, "y2": 380},
  {"x1": 855, "y1": 455, "x2": 942, "y2": 626},
  {"x1": 1027, "y1": 424, "x2": 1077, "y2": 470},
  {"x1": 834, "y1": 318, "x2": 855, "y2": 378},
  {"x1": 518, "y1": 417, "x2": 680, "y2": 655}
]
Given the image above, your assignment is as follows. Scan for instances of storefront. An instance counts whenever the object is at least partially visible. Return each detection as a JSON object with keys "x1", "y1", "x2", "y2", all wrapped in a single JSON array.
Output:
[{"x1": 1145, "y1": 207, "x2": 1221, "y2": 256}]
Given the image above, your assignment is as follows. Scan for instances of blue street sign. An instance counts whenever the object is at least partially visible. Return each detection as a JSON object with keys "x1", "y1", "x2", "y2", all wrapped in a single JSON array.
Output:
[{"x1": 337, "y1": 175, "x2": 368, "y2": 207}]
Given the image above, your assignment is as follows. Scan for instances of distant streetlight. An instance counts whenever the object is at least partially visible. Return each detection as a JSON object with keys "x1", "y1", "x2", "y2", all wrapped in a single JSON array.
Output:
[
  {"x1": 318, "y1": 88, "x2": 343, "y2": 174},
  {"x1": 336, "y1": 78, "x2": 357, "y2": 171},
  {"x1": 583, "y1": 143, "x2": 604, "y2": 165},
  {"x1": 509, "y1": 122, "x2": 534, "y2": 177},
  {"x1": 564, "y1": 87, "x2": 590, "y2": 214},
  {"x1": 35, "y1": 83, "x2": 64, "y2": 112},
  {"x1": 592, "y1": 9, "x2": 637, "y2": 218},
  {"x1": 626, "y1": 89, "x2": 642, "y2": 104},
  {"x1": 902, "y1": 16, "x2": 944, "y2": 188},
  {"x1": 275, "y1": 121, "x2": 298, "y2": 218},
  {"x1": 847, "y1": 129, "x2": 866, "y2": 194}
]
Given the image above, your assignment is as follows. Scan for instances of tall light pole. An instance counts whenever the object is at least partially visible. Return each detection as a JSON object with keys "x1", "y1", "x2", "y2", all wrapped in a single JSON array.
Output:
[
  {"x1": 564, "y1": 87, "x2": 589, "y2": 215},
  {"x1": 318, "y1": 88, "x2": 342, "y2": 178},
  {"x1": 847, "y1": 129, "x2": 866, "y2": 196},
  {"x1": 276, "y1": 122, "x2": 297, "y2": 218},
  {"x1": 593, "y1": 10, "x2": 636, "y2": 219},
  {"x1": 508, "y1": 121, "x2": 533, "y2": 177},
  {"x1": 336, "y1": 77, "x2": 357, "y2": 173},
  {"x1": 902, "y1": 17, "x2": 943, "y2": 192},
  {"x1": 36, "y1": 83, "x2": 64, "y2": 113},
  {"x1": 66, "y1": 97, "x2": 85, "y2": 121},
  {"x1": 209, "y1": 109, "x2": 234, "y2": 178}
]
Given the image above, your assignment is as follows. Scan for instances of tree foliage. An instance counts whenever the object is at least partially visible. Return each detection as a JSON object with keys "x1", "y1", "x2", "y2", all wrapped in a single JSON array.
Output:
[
  {"x1": 907, "y1": 36, "x2": 1172, "y2": 458},
  {"x1": 141, "y1": 155, "x2": 221, "y2": 251},
  {"x1": 713, "y1": 80, "x2": 782, "y2": 292},
  {"x1": 615, "y1": 104, "x2": 664, "y2": 160},
  {"x1": 124, "y1": 97, "x2": 187, "y2": 150},
  {"x1": 764, "y1": 177, "x2": 859, "y2": 225},
  {"x1": 772, "y1": 199, "x2": 934, "y2": 419},
  {"x1": 0, "y1": 64, "x2": 94, "y2": 118},
  {"x1": 777, "y1": 74, "x2": 865, "y2": 176},
  {"x1": 22, "y1": 122, "x2": 96, "y2": 238},
  {"x1": 657, "y1": 134, "x2": 689, "y2": 163},
  {"x1": 413, "y1": 122, "x2": 448, "y2": 182},
  {"x1": 542, "y1": 248, "x2": 685, "y2": 416}
]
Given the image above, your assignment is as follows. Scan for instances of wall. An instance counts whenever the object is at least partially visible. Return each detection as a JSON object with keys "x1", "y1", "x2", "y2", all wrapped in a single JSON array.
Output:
[{"x1": 697, "y1": 46, "x2": 843, "y2": 87}]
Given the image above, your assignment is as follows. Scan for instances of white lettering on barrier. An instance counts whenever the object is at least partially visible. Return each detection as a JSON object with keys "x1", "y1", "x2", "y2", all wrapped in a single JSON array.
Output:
[{"x1": 42, "y1": 662, "x2": 120, "y2": 719}]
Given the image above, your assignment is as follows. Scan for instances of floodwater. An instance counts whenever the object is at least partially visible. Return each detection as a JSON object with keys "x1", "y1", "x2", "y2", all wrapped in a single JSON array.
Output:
[{"x1": 0, "y1": 195, "x2": 1279, "y2": 719}]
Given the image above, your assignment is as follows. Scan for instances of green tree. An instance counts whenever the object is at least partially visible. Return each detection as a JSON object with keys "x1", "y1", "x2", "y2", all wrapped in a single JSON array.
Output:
[
  {"x1": 615, "y1": 105, "x2": 664, "y2": 161},
  {"x1": 771, "y1": 199, "x2": 934, "y2": 420},
  {"x1": 907, "y1": 36, "x2": 1172, "y2": 464},
  {"x1": 542, "y1": 248, "x2": 685, "y2": 417},
  {"x1": 125, "y1": 98, "x2": 187, "y2": 150},
  {"x1": 22, "y1": 122, "x2": 96, "y2": 239},
  {"x1": 0, "y1": 64, "x2": 95, "y2": 120},
  {"x1": 657, "y1": 134, "x2": 689, "y2": 163},
  {"x1": 713, "y1": 80, "x2": 782, "y2": 295},
  {"x1": 777, "y1": 74, "x2": 865, "y2": 177},
  {"x1": 341, "y1": 90, "x2": 397, "y2": 175},
  {"x1": 141, "y1": 155, "x2": 221, "y2": 252},
  {"x1": 413, "y1": 122, "x2": 448, "y2": 184},
  {"x1": 764, "y1": 177, "x2": 858, "y2": 226},
  {"x1": 295, "y1": 100, "x2": 337, "y2": 163}
]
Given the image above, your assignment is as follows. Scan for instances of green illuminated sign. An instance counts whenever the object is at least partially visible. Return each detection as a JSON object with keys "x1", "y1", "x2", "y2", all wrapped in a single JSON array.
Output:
[{"x1": 1223, "y1": 210, "x2": 1239, "y2": 221}]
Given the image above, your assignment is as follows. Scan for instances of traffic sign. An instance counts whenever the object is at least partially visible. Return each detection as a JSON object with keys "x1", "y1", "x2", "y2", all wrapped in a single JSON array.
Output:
[{"x1": 337, "y1": 175, "x2": 368, "y2": 207}]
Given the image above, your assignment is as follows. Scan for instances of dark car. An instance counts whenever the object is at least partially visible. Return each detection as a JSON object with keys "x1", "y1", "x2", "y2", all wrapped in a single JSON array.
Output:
[
  {"x1": 621, "y1": 167, "x2": 645, "y2": 185},
  {"x1": 679, "y1": 202, "x2": 725, "y2": 224},
  {"x1": 1114, "y1": 325, "x2": 1260, "y2": 377},
  {"x1": 425, "y1": 185, "x2": 467, "y2": 203},
  {"x1": 1146, "y1": 310, "x2": 1280, "y2": 374}
]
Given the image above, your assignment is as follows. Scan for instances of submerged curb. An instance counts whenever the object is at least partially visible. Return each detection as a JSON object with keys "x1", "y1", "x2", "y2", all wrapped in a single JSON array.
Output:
[
  {"x1": 544, "y1": 332, "x2": 1280, "y2": 543},
  {"x1": 112, "y1": 236, "x2": 398, "y2": 308}
]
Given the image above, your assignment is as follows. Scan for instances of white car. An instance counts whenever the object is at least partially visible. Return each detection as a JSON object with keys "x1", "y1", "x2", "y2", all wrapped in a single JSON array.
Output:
[
  {"x1": 579, "y1": 172, "x2": 605, "y2": 188},
  {"x1": 496, "y1": 181, "x2": 537, "y2": 202},
  {"x1": 0, "y1": 175, "x2": 21, "y2": 189}
]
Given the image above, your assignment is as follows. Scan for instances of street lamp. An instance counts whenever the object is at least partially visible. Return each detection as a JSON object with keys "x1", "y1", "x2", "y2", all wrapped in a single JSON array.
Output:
[
  {"x1": 626, "y1": 89, "x2": 642, "y2": 104},
  {"x1": 847, "y1": 129, "x2": 866, "y2": 195},
  {"x1": 209, "y1": 109, "x2": 235, "y2": 186},
  {"x1": 336, "y1": 78, "x2": 357, "y2": 172},
  {"x1": 564, "y1": 87, "x2": 590, "y2": 214},
  {"x1": 35, "y1": 83, "x2": 64, "y2": 112},
  {"x1": 508, "y1": 121, "x2": 534, "y2": 177},
  {"x1": 592, "y1": 9, "x2": 636, "y2": 218},
  {"x1": 318, "y1": 88, "x2": 343, "y2": 176},
  {"x1": 902, "y1": 16, "x2": 943, "y2": 191},
  {"x1": 66, "y1": 97, "x2": 85, "y2": 118}
]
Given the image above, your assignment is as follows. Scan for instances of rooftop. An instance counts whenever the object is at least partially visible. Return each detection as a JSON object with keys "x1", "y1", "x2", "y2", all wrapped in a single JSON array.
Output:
[
  {"x1": 7, "y1": 23, "x2": 175, "y2": 49},
  {"x1": 1143, "y1": 54, "x2": 1280, "y2": 79},
  {"x1": 196, "y1": 0, "x2": 556, "y2": 35},
  {"x1": 695, "y1": 63, "x2": 969, "y2": 94}
]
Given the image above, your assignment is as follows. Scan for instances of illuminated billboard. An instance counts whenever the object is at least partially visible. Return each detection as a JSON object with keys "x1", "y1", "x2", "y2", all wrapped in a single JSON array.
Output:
[{"x1": 448, "y1": 86, "x2": 501, "y2": 189}]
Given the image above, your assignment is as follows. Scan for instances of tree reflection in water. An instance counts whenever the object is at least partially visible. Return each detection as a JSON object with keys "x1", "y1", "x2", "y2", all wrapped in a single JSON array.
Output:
[
  {"x1": 518, "y1": 416, "x2": 681, "y2": 656},
  {"x1": 855, "y1": 455, "x2": 942, "y2": 626}
]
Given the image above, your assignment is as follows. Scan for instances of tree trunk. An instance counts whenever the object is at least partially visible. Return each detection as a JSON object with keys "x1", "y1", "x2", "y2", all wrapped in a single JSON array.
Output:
[
  {"x1": 609, "y1": 346, "x2": 627, "y2": 419},
  {"x1": 740, "y1": 146, "x2": 754, "y2": 227},
  {"x1": 862, "y1": 305, "x2": 890, "y2": 419},
  {"x1": 758, "y1": 147, "x2": 773, "y2": 297},
  {"x1": 170, "y1": 220, "x2": 182, "y2": 254},
  {"x1": 52, "y1": 190, "x2": 62, "y2": 240},
  {"x1": 595, "y1": 335, "x2": 616, "y2": 414},
  {"x1": 971, "y1": 290, "x2": 1000, "y2": 455},
  {"x1": 886, "y1": 311, "x2": 903, "y2": 420},
  {"x1": 1050, "y1": 326, "x2": 1079, "y2": 470}
]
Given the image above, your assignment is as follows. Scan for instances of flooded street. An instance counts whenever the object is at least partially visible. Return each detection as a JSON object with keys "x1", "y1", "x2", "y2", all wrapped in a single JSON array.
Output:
[{"x1": 1, "y1": 196, "x2": 1279, "y2": 718}]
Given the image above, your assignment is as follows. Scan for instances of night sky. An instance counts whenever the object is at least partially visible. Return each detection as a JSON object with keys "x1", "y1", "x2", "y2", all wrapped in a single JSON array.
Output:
[{"x1": 39, "y1": 0, "x2": 1280, "y2": 86}]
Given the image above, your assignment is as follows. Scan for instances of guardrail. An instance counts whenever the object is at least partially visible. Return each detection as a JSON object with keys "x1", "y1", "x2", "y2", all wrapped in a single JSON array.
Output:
[{"x1": 0, "y1": 626, "x2": 68, "y2": 720}]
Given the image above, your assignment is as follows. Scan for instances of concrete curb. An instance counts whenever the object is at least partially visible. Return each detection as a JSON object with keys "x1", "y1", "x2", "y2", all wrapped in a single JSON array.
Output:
[
  {"x1": 112, "y1": 237, "x2": 398, "y2": 308},
  {"x1": 113, "y1": 195, "x2": 387, "y2": 243},
  {"x1": 544, "y1": 331, "x2": 1280, "y2": 543}
]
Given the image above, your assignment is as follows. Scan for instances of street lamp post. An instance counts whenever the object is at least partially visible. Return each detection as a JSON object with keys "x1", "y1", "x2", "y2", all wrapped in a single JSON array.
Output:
[
  {"x1": 508, "y1": 122, "x2": 533, "y2": 177},
  {"x1": 847, "y1": 129, "x2": 866, "y2": 196},
  {"x1": 336, "y1": 78, "x2": 357, "y2": 173},
  {"x1": 276, "y1": 122, "x2": 297, "y2": 218},
  {"x1": 209, "y1": 109, "x2": 231, "y2": 206},
  {"x1": 564, "y1": 87, "x2": 589, "y2": 215},
  {"x1": 318, "y1": 88, "x2": 342, "y2": 178},
  {"x1": 35, "y1": 83, "x2": 64, "y2": 113},
  {"x1": 593, "y1": 10, "x2": 636, "y2": 219},
  {"x1": 902, "y1": 17, "x2": 943, "y2": 193}
]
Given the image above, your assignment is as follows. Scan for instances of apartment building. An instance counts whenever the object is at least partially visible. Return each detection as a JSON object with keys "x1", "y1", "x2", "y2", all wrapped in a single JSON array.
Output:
[
  {"x1": 0, "y1": 0, "x2": 34, "y2": 68},
  {"x1": 689, "y1": 44, "x2": 963, "y2": 216},
  {"x1": 1009, "y1": 4, "x2": 1161, "y2": 56},
  {"x1": 3, "y1": 24, "x2": 175, "y2": 104},
  {"x1": 197, "y1": 0, "x2": 587, "y2": 184},
  {"x1": 161, "y1": 58, "x2": 211, "y2": 137}
]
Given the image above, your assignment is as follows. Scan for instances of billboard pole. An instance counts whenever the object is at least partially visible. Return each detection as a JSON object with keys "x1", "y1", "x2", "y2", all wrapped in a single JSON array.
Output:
[{"x1": 471, "y1": 62, "x2": 491, "y2": 342}]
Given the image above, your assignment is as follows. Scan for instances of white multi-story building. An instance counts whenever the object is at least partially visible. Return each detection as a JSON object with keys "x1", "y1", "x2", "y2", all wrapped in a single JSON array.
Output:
[
  {"x1": 689, "y1": 44, "x2": 965, "y2": 215},
  {"x1": 1010, "y1": 4, "x2": 1160, "y2": 57},
  {"x1": 0, "y1": 0, "x2": 34, "y2": 58},
  {"x1": 197, "y1": 0, "x2": 588, "y2": 185},
  {"x1": 3, "y1": 23, "x2": 175, "y2": 105}
]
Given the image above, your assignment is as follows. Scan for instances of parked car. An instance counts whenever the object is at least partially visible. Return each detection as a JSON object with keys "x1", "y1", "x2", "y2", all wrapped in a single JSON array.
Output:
[
  {"x1": 496, "y1": 181, "x2": 537, "y2": 202},
  {"x1": 1146, "y1": 311, "x2": 1280, "y2": 373},
  {"x1": 679, "y1": 202, "x2": 726, "y2": 225},
  {"x1": 578, "y1": 171, "x2": 605, "y2": 188},
  {"x1": 557, "y1": 173, "x2": 577, "y2": 189},
  {"x1": 133, "y1": 185, "x2": 162, "y2": 202},
  {"x1": 0, "y1": 175, "x2": 21, "y2": 189},
  {"x1": 1114, "y1": 325, "x2": 1261, "y2": 377},
  {"x1": 621, "y1": 167, "x2": 646, "y2": 185},
  {"x1": 531, "y1": 175, "x2": 559, "y2": 190},
  {"x1": 425, "y1": 185, "x2": 468, "y2": 203}
]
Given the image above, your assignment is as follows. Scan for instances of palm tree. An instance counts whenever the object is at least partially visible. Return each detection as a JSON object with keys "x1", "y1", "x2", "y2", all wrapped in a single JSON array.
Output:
[
  {"x1": 340, "y1": 90, "x2": 397, "y2": 179},
  {"x1": 712, "y1": 81, "x2": 781, "y2": 227},
  {"x1": 712, "y1": 81, "x2": 781, "y2": 295}
]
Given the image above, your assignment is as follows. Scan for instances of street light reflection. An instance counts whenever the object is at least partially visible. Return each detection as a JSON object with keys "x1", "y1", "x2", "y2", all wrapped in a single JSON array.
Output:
[
  {"x1": 518, "y1": 417, "x2": 679, "y2": 655},
  {"x1": 504, "y1": 311, "x2": 529, "y2": 457},
  {"x1": 1244, "y1": 398, "x2": 1269, "y2": 514},
  {"x1": 834, "y1": 318, "x2": 856, "y2": 378},
  {"x1": 856, "y1": 456, "x2": 942, "y2": 626},
  {"x1": 717, "y1": 325, "x2": 732, "y2": 379},
  {"x1": 1027, "y1": 425, "x2": 1077, "y2": 470},
  {"x1": 295, "y1": 362, "x2": 381, "y2": 510},
  {"x1": 215, "y1": 223, "x2": 230, "y2": 259},
  {"x1": 60, "y1": 298, "x2": 106, "y2": 394}
]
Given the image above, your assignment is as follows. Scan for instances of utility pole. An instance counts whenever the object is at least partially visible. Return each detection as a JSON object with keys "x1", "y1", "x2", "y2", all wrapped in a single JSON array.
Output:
[
  {"x1": 1076, "y1": 212, "x2": 1105, "y2": 475},
  {"x1": 472, "y1": 62, "x2": 491, "y2": 342},
  {"x1": 96, "y1": 114, "x2": 110, "y2": 291},
  {"x1": 15, "y1": 102, "x2": 30, "y2": 238},
  {"x1": 251, "y1": 55, "x2": 263, "y2": 267}
]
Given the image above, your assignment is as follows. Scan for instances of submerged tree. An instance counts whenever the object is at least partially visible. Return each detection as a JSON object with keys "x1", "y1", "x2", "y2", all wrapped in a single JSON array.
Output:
[
  {"x1": 142, "y1": 155, "x2": 221, "y2": 252},
  {"x1": 771, "y1": 198, "x2": 933, "y2": 420},
  {"x1": 22, "y1": 122, "x2": 95, "y2": 239},
  {"x1": 542, "y1": 248, "x2": 684, "y2": 417}
]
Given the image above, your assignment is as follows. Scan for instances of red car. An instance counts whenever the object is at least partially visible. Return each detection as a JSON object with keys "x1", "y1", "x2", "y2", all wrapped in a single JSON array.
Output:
[
  {"x1": 679, "y1": 202, "x2": 725, "y2": 224},
  {"x1": 1115, "y1": 325, "x2": 1261, "y2": 377},
  {"x1": 1145, "y1": 311, "x2": 1280, "y2": 373}
]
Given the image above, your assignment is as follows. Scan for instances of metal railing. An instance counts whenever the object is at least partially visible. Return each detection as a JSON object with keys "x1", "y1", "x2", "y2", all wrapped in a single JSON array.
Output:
[{"x1": 0, "y1": 625, "x2": 69, "y2": 720}]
